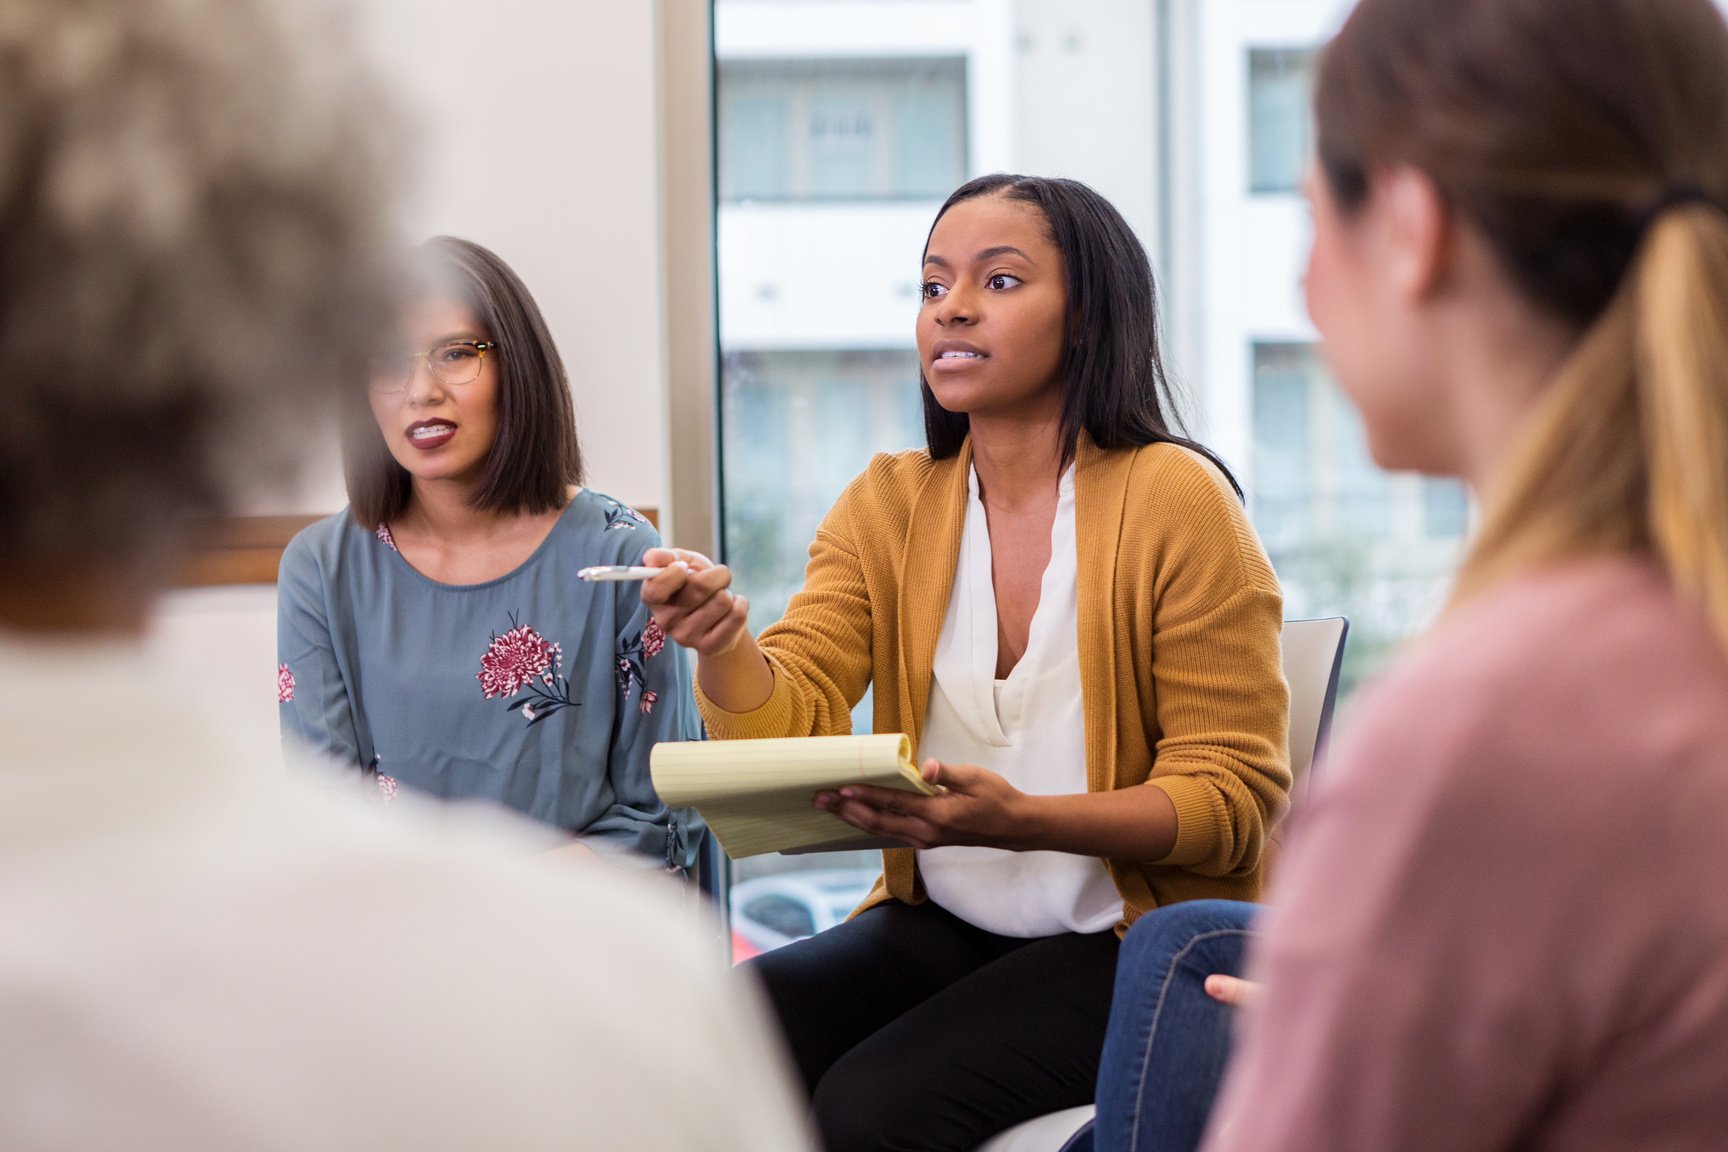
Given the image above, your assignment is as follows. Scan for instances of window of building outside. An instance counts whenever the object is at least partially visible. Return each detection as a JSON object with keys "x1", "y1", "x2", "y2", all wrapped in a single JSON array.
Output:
[
  {"x1": 1248, "y1": 48, "x2": 1315, "y2": 194},
  {"x1": 719, "y1": 58, "x2": 968, "y2": 201},
  {"x1": 722, "y1": 349, "x2": 923, "y2": 633},
  {"x1": 710, "y1": 0, "x2": 1464, "y2": 953}
]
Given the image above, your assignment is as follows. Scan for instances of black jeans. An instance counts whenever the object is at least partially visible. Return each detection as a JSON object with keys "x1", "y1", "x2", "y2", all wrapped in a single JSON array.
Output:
[{"x1": 744, "y1": 899, "x2": 1120, "y2": 1152}]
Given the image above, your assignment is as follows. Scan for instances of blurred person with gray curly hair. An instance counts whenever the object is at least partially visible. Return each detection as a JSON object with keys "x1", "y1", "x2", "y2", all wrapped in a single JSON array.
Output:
[
  {"x1": 0, "y1": 0, "x2": 396, "y2": 611},
  {"x1": 0, "y1": 2, "x2": 811, "y2": 1149}
]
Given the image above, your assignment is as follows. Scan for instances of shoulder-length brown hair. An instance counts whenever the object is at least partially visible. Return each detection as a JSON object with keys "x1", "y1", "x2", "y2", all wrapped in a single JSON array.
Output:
[
  {"x1": 1315, "y1": 0, "x2": 1728, "y2": 654},
  {"x1": 345, "y1": 235, "x2": 583, "y2": 527}
]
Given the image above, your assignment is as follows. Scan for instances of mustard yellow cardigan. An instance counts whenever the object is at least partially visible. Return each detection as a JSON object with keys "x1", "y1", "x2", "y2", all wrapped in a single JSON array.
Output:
[{"x1": 696, "y1": 436, "x2": 1291, "y2": 929}]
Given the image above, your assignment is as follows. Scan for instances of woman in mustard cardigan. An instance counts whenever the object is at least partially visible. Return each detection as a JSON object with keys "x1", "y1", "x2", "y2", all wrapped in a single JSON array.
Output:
[{"x1": 641, "y1": 173, "x2": 1289, "y2": 1152}]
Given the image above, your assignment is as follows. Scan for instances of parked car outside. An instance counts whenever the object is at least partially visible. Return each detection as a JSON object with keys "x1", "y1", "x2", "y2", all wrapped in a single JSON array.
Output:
[{"x1": 729, "y1": 867, "x2": 877, "y2": 963}]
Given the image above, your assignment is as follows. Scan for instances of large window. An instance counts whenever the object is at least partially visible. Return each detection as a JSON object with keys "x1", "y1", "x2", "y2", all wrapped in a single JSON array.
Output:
[
  {"x1": 719, "y1": 58, "x2": 968, "y2": 201},
  {"x1": 1252, "y1": 342, "x2": 1387, "y2": 546},
  {"x1": 721, "y1": 348, "x2": 924, "y2": 629},
  {"x1": 716, "y1": 346, "x2": 924, "y2": 909},
  {"x1": 710, "y1": 0, "x2": 1445, "y2": 954},
  {"x1": 1250, "y1": 343, "x2": 1466, "y2": 692}
]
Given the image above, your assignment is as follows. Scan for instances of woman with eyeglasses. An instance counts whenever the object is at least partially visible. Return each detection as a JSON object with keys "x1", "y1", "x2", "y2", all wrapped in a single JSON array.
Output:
[{"x1": 277, "y1": 235, "x2": 701, "y2": 871}]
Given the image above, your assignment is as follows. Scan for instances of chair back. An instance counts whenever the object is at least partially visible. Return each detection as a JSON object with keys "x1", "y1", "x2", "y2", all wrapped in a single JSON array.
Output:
[{"x1": 1280, "y1": 616, "x2": 1349, "y2": 811}]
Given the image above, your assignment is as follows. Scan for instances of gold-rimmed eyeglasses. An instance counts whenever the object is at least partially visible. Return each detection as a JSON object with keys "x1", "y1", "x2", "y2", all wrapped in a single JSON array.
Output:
[{"x1": 369, "y1": 340, "x2": 497, "y2": 394}]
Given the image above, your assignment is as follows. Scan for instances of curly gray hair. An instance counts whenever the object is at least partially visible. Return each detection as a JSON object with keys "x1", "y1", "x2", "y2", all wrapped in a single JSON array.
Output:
[{"x1": 0, "y1": 0, "x2": 402, "y2": 574}]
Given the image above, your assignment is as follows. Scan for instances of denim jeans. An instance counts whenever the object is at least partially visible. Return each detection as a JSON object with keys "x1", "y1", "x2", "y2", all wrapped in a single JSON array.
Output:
[{"x1": 1081, "y1": 899, "x2": 1260, "y2": 1152}]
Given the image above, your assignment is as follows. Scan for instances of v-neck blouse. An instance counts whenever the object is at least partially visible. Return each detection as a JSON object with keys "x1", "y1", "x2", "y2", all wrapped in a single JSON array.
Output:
[{"x1": 917, "y1": 466, "x2": 1123, "y2": 937}]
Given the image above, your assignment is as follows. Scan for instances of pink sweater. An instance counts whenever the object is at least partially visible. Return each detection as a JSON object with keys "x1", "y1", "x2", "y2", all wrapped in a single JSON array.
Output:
[{"x1": 1204, "y1": 558, "x2": 1728, "y2": 1152}]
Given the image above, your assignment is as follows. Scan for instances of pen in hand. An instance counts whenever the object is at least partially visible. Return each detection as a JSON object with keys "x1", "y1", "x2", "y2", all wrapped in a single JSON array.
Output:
[{"x1": 577, "y1": 565, "x2": 665, "y2": 582}]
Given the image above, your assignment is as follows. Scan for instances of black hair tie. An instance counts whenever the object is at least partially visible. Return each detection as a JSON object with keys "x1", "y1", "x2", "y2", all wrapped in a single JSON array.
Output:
[{"x1": 1636, "y1": 182, "x2": 1727, "y2": 234}]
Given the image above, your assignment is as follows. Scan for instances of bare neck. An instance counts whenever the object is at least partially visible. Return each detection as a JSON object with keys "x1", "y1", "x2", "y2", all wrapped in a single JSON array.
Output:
[
  {"x1": 1446, "y1": 306, "x2": 1581, "y2": 502},
  {"x1": 1458, "y1": 341, "x2": 1582, "y2": 504},
  {"x1": 397, "y1": 478, "x2": 512, "y2": 542},
  {"x1": 968, "y1": 410, "x2": 1067, "y2": 512},
  {"x1": 1422, "y1": 224, "x2": 1585, "y2": 502}
]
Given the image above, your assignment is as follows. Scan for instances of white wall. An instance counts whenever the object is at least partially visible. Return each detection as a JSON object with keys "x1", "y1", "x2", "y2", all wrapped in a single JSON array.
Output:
[
  {"x1": 261, "y1": 0, "x2": 671, "y2": 515},
  {"x1": 163, "y1": 1, "x2": 680, "y2": 744},
  {"x1": 145, "y1": 587, "x2": 285, "y2": 769}
]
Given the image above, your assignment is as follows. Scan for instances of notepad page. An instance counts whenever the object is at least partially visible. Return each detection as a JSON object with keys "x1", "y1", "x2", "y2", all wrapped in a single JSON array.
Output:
[
  {"x1": 649, "y1": 733, "x2": 935, "y2": 858},
  {"x1": 650, "y1": 733, "x2": 924, "y2": 799}
]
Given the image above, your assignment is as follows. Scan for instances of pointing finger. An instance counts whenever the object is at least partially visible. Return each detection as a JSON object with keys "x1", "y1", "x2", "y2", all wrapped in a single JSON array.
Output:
[{"x1": 1204, "y1": 974, "x2": 1263, "y2": 1008}]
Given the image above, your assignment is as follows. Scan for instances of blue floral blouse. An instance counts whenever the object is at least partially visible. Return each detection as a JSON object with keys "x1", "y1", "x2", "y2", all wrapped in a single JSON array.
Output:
[{"x1": 276, "y1": 489, "x2": 701, "y2": 868}]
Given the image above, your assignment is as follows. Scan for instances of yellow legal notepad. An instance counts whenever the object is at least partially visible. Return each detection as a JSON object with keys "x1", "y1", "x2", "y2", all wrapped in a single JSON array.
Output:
[{"x1": 649, "y1": 733, "x2": 938, "y2": 859}]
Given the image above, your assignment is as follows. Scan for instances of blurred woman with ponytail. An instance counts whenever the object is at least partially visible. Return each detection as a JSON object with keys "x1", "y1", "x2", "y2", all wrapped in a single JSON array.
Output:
[{"x1": 1092, "y1": 0, "x2": 1728, "y2": 1149}]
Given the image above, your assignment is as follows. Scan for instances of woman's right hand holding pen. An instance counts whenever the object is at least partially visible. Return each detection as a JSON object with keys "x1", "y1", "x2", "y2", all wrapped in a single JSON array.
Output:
[
  {"x1": 638, "y1": 548, "x2": 749, "y2": 655},
  {"x1": 639, "y1": 547, "x2": 774, "y2": 713}
]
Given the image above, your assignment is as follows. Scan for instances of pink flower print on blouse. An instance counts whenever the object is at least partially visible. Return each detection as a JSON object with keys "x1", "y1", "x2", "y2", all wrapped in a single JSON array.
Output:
[
  {"x1": 478, "y1": 620, "x2": 558, "y2": 698},
  {"x1": 479, "y1": 614, "x2": 579, "y2": 727},
  {"x1": 375, "y1": 523, "x2": 398, "y2": 552},
  {"x1": 616, "y1": 618, "x2": 666, "y2": 714},
  {"x1": 365, "y1": 755, "x2": 397, "y2": 804},
  {"x1": 277, "y1": 664, "x2": 296, "y2": 704}
]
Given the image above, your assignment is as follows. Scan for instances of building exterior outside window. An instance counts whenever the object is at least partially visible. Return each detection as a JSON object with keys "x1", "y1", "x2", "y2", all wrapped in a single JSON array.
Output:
[
  {"x1": 1251, "y1": 343, "x2": 1466, "y2": 691},
  {"x1": 719, "y1": 58, "x2": 968, "y2": 201},
  {"x1": 721, "y1": 348, "x2": 924, "y2": 631},
  {"x1": 711, "y1": 0, "x2": 1463, "y2": 907}
]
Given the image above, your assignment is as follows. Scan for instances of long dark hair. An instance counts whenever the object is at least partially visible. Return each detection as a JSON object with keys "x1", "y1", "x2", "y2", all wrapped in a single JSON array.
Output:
[
  {"x1": 919, "y1": 173, "x2": 1238, "y2": 494},
  {"x1": 346, "y1": 235, "x2": 583, "y2": 527}
]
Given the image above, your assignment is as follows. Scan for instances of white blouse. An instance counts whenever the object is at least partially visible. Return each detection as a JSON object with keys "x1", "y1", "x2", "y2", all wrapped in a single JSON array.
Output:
[{"x1": 916, "y1": 465, "x2": 1123, "y2": 937}]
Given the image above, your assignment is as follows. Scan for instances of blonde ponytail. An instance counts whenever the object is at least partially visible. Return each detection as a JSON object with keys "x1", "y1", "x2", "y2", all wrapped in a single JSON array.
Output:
[
  {"x1": 1634, "y1": 205, "x2": 1728, "y2": 651},
  {"x1": 1454, "y1": 202, "x2": 1728, "y2": 658}
]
